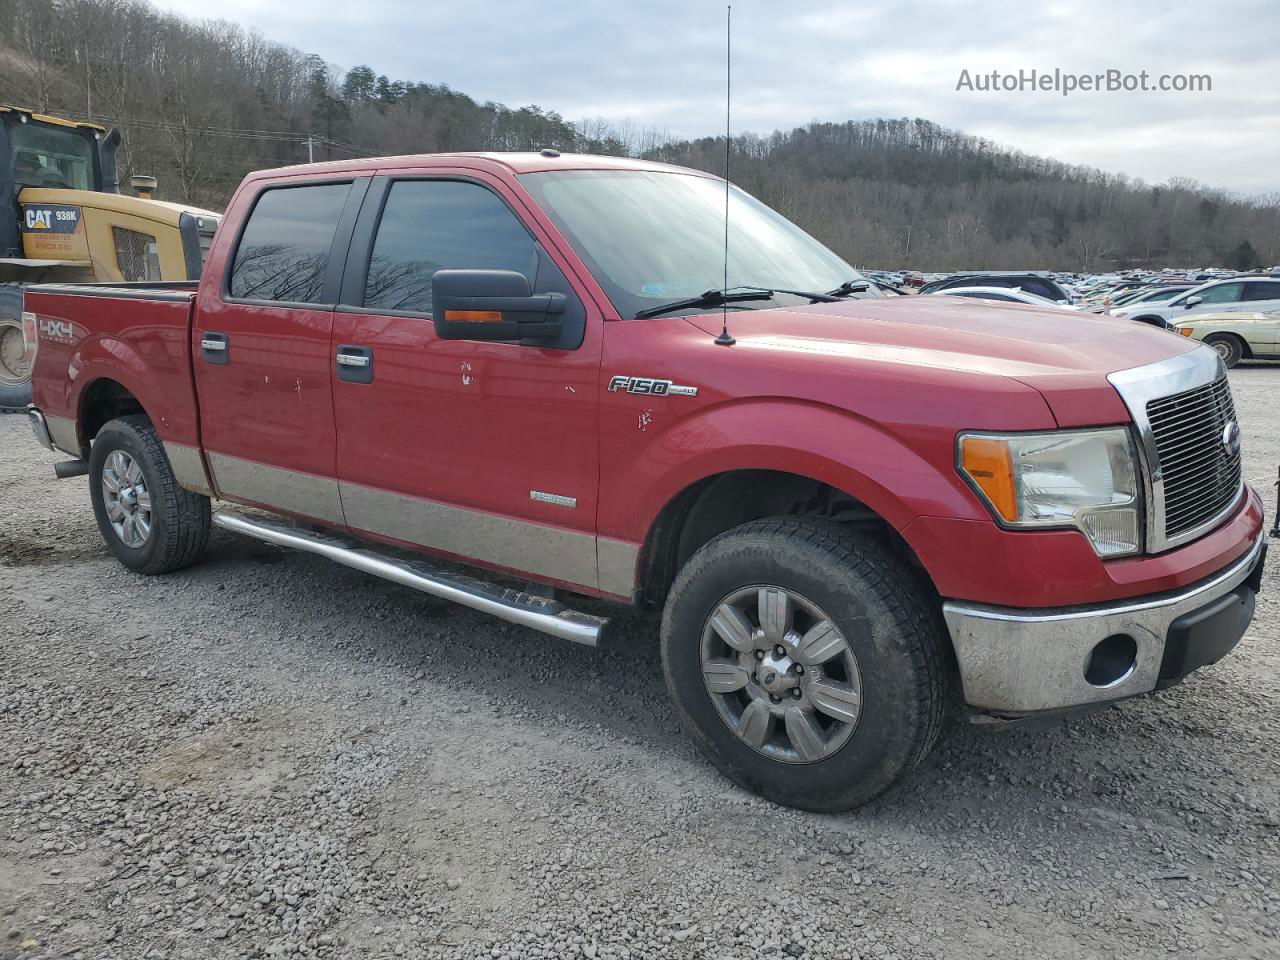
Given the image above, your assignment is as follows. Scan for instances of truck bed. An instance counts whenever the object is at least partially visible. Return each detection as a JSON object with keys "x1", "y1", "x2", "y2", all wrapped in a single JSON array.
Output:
[{"x1": 25, "y1": 281, "x2": 202, "y2": 461}]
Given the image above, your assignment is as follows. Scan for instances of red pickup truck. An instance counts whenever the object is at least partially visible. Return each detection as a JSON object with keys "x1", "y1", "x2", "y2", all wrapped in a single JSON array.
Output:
[{"x1": 22, "y1": 152, "x2": 1267, "y2": 811}]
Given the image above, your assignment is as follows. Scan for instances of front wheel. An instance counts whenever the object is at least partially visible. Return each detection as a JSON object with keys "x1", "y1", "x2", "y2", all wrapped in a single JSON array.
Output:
[
  {"x1": 660, "y1": 517, "x2": 946, "y2": 812},
  {"x1": 1203, "y1": 333, "x2": 1244, "y2": 368},
  {"x1": 89, "y1": 415, "x2": 211, "y2": 574}
]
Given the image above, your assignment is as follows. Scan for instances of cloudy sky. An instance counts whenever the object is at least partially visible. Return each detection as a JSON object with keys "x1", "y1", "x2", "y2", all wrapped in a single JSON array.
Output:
[{"x1": 150, "y1": 0, "x2": 1279, "y2": 195}]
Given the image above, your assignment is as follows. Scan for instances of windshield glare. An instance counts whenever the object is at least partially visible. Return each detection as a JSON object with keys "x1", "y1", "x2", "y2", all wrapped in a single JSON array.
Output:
[
  {"x1": 520, "y1": 169, "x2": 874, "y2": 318},
  {"x1": 10, "y1": 123, "x2": 96, "y2": 191}
]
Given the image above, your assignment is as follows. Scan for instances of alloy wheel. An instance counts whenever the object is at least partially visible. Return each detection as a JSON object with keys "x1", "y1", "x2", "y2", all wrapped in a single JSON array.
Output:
[
  {"x1": 101, "y1": 450, "x2": 153, "y2": 548},
  {"x1": 700, "y1": 585, "x2": 862, "y2": 763}
]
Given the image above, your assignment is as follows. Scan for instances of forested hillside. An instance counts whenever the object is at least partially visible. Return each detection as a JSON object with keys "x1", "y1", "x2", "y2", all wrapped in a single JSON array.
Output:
[{"x1": 4, "y1": 0, "x2": 1278, "y2": 271}]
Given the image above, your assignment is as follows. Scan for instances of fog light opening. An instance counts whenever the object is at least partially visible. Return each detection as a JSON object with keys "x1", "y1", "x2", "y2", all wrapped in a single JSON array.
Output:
[{"x1": 1084, "y1": 634, "x2": 1138, "y2": 688}]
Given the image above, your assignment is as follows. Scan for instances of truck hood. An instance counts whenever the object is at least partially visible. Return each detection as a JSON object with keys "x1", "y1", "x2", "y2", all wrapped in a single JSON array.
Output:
[{"x1": 684, "y1": 294, "x2": 1206, "y2": 427}]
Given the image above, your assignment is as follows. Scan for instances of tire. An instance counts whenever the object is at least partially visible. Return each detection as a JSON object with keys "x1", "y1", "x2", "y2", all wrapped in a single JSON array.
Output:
[
  {"x1": 1131, "y1": 315, "x2": 1170, "y2": 330},
  {"x1": 1203, "y1": 333, "x2": 1244, "y2": 368},
  {"x1": 88, "y1": 415, "x2": 211, "y2": 574},
  {"x1": 0, "y1": 284, "x2": 32, "y2": 410},
  {"x1": 660, "y1": 517, "x2": 946, "y2": 812}
]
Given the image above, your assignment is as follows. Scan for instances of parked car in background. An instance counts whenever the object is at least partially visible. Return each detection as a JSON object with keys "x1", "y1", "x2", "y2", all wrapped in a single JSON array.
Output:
[
  {"x1": 1174, "y1": 310, "x2": 1280, "y2": 367},
  {"x1": 1116, "y1": 285, "x2": 1193, "y2": 306},
  {"x1": 919, "y1": 272, "x2": 1074, "y2": 304},
  {"x1": 1112, "y1": 277, "x2": 1280, "y2": 327},
  {"x1": 933, "y1": 286, "x2": 1074, "y2": 309},
  {"x1": 1099, "y1": 285, "x2": 1195, "y2": 314}
]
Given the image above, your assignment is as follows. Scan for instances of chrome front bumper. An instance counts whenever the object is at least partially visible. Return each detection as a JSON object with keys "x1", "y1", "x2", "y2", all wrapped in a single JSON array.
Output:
[{"x1": 942, "y1": 531, "x2": 1266, "y2": 714}]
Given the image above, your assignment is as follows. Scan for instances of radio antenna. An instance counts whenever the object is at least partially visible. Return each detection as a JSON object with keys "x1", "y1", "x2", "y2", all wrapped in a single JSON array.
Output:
[{"x1": 714, "y1": 4, "x2": 736, "y2": 347}]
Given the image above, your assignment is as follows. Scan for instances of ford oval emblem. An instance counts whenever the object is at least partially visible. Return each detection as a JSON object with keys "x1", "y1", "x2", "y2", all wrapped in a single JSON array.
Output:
[{"x1": 1222, "y1": 421, "x2": 1241, "y2": 458}]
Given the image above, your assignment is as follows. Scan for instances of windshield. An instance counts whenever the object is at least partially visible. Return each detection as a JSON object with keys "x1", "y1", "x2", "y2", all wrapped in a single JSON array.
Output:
[
  {"x1": 520, "y1": 169, "x2": 875, "y2": 319},
  {"x1": 9, "y1": 122, "x2": 97, "y2": 191}
]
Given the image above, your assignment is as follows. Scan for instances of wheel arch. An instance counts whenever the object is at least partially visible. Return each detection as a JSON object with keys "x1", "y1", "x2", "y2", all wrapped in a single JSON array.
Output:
[
  {"x1": 1131, "y1": 314, "x2": 1170, "y2": 329},
  {"x1": 634, "y1": 467, "x2": 944, "y2": 614},
  {"x1": 76, "y1": 376, "x2": 148, "y2": 457},
  {"x1": 1201, "y1": 330, "x2": 1252, "y2": 360},
  {"x1": 611, "y1": 399, "x2": 987, "y2": 610}
]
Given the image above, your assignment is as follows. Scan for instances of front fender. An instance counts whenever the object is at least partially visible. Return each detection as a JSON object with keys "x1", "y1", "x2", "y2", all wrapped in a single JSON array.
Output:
[{"x1": 599, "y1": 397, "x2": 989, "y2": 546}]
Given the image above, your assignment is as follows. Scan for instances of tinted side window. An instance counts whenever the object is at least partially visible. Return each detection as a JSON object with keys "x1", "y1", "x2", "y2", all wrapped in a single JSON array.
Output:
[
  {"x1": 1243, "y1": 281, "x2": 1280, "y2": 301},
  {"x1": 364, "y1": 180, "x2": 536, "y2": 314},
  {"x1": 1023, "y1": 280, "x2": 1057, "y2": 300},
  {"x1": 229, "y1": 183, "x2": 351, "y2": 303}
]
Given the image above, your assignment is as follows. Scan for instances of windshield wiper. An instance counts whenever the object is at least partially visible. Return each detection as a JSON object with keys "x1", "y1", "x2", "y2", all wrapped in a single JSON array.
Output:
[
  {"x1": 738, "y1": 285, "x2": 842, "y2": 303},
  {"x1": 633, "y1": 284, "x2": 851, "y2": 320},
  {"x1": 827, "y1": 280, "x2": 871, "y2": 297},
  {"x1": 633, "y1": 288, "x2": 774, "y2": 320}
]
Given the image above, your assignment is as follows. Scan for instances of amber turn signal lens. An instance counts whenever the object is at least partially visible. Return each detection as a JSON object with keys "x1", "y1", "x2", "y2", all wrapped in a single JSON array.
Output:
[
  {"x1": 959, "y1": 436, "x2": 1017, "y2": 522},
  {"x1": 1177, "y1": 327, "x2": 1193, "y2": 337},
  {"x1": 445, "y1": 310, "x2": 504, "y2": 324}
]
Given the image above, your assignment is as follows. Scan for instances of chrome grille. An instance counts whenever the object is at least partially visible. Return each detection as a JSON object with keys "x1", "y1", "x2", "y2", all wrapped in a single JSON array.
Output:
[{"x1": 1146, "y1": 375, "x2": 1241, "y2": 540}]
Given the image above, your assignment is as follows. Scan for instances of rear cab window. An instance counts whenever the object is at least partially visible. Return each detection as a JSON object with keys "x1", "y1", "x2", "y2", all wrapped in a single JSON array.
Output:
[{"x1": 228, "y1": 182, "x2": 352, "y2": 304}]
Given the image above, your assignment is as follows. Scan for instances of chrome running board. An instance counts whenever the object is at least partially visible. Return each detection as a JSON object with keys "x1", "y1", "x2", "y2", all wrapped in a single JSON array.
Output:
[{"x1": 212, "y1": 510, "x2": 610, "y2": 647}]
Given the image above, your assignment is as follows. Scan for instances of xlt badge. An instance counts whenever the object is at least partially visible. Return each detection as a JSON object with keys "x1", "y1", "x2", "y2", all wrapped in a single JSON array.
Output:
[{"x1": 608, "y1": 375, "x2": 698, "y2": 397}]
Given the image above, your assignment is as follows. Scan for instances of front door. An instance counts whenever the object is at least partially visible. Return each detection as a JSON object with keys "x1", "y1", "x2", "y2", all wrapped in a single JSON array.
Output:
[
  {"x1": 193, "y1": 178, "x2": 366, "y2": 525},
  {"x1": 330, "y1": 174, "x2": 604, "y2": 592}
]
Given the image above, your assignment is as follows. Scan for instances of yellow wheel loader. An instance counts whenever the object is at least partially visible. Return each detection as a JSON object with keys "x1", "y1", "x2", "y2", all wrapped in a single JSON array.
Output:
[{"x1": 0, "y1": 105, "x2": 221, "y2": 408}]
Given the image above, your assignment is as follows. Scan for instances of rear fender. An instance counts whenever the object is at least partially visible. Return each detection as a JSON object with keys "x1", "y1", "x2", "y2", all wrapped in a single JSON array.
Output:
[{"x1": 66, "y1": 332, "x2": 202, "y2": 460}]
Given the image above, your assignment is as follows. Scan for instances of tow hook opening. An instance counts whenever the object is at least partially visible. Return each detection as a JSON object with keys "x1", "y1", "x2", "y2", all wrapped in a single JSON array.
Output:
[{"x1": 1084, "y1": 633, "x2": 1138, "y2": 688}]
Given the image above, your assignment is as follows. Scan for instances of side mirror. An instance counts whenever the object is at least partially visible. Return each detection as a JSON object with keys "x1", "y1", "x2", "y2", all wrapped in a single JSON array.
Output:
[
  {"x1": 1183, "y1": 295, "x2": 1202, "y2": 308},
  {"x1": 431, "y1": 269, "x2": 565, "y2": 342}
]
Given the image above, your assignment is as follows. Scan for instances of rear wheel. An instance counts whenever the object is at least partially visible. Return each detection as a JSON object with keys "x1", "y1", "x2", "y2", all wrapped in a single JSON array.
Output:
[
  {"x1": 660, "y1": 517, "x2": 946, "y2": 812},
  {"x1": 1204, "y1": 333, "x2": 1244, "y2": 368},
  {"x1": 0, "y1": 285, "x2": 32, "y2": 410},
  {"x1": 1130, "y1": 315, "x2": 1169, "y2": 330},
  {"x1": 89, "y1": 415, "x2": 211, "y2": 574}
]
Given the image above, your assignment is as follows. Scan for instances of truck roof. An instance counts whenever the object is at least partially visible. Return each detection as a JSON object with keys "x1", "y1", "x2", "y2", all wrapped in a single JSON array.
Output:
[{"x1": 243, "y1": 151, "x2": 714, "y2": 183}]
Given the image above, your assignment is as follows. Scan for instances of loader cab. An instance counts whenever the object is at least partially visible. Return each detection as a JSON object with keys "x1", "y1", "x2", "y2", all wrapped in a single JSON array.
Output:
[{"x1": 0, "y1": 106, "x2": 120, "y2": 259}]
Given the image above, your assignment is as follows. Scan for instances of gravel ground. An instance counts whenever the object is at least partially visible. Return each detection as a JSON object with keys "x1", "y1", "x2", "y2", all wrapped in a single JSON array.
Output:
[{"x1": 2, "y1": 364, "x2": 1278, "y2": 960}]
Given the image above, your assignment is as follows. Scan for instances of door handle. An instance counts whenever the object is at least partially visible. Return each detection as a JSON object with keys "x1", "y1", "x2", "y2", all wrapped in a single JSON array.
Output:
[
  {"x1": 335, "y1": 345, "x2": 373, "y2": 384},
  {"x1": 201, "y1": 332, "x2": 229, "y2": 365}
]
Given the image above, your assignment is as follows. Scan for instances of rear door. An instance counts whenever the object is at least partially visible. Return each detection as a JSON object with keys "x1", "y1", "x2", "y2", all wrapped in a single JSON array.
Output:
[
  {"x1": 193, "y1": 177, "x2": 368, "y2": 525},
  {"x1": 1241, "y1": 280, "x2": 1280, "y2": 348},
  {"x1": 329, "y1": 172, "x2": 605, "y2": 593}
]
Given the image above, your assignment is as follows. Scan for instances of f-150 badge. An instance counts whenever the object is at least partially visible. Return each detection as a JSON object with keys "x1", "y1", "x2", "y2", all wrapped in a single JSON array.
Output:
[{"x1": 608, "y1": 375, "x2": 698, "y2": 397}]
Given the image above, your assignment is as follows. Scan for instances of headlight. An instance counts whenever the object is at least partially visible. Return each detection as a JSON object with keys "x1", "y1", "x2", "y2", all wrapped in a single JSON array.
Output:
[{"x1": 958, "y1": 428, "x2": 1142, "y2": 557}]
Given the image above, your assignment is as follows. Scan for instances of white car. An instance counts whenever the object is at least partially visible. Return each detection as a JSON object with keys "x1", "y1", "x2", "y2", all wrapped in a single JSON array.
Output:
[
  {"x1": 1098, "y1": 285, "x2": 1194, "y2": 314},
  {"x1": 1111, "y1": 276, "x2": 1280, "y2": 327},
  {"x1": 934, "y1": 286, "x2": 1075, "y2": 309}
]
